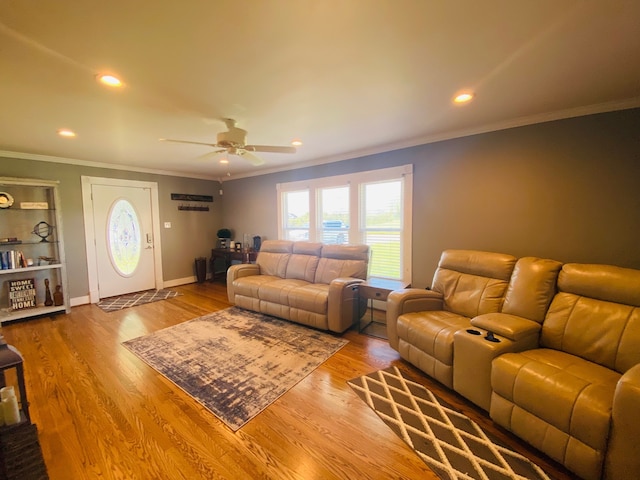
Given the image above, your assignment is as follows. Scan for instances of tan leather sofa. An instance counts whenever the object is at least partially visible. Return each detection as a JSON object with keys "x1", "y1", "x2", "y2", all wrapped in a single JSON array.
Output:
[
  {"x1": 491, "y1": 263, "x2": 640, "y2": 480},
  {"x1": 387, "y1": 250, "x2": 640, "y2": 480},
  {"x1": 227, "y1": 240, "x2": 369, "y2": 333}
]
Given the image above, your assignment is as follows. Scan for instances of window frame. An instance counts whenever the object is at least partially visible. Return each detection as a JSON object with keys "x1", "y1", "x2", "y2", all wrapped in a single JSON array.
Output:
[{"x1": 277, "y1": 164, "x2": 412, "y2": 284}]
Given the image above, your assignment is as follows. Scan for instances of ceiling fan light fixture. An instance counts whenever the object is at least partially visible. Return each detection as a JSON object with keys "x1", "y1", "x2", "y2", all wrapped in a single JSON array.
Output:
[
  {"x1": 453, "y1": 92, "x2": 474, "y2": 104},
  {"x1": 57, "y1": 128, "x2": 76, "y2": 138},
  {"x1": 97, "y1": 74, "x2": 123, "y2": 88}
]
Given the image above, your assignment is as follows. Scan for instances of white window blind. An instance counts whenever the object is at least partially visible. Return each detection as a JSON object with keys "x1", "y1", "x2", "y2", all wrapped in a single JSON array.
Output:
[
  {"x1": 277, "y1": 164, "x2": 412, "y2": 284},
  {"x1": 362, "y1": 180, "x2": 402, "y2": 279}
]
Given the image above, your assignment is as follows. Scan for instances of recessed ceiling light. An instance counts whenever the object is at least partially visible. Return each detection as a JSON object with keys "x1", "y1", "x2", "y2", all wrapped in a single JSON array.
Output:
[
  {"x1": 97, "y1": 74, "x2": 123, "y2": 88},
  {"x1": 57, "y1": 129, "x2": 76, "y2": 138},
  {"x1": 453, "y1": 92, "x2": 474, "y2": 104},
  {"x1": 291, "y1": 139, "x2": 303, "y2": 147},
  {"x1": 219, "y1": 158, "x2": 229, "y2": 164}
]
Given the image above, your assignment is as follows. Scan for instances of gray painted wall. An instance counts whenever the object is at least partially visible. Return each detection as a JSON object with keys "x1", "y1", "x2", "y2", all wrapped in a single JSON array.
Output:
[
  {"x1": 0, "y1": 157, "x2": 222, "y2": 299},
  {"x1": 2, "y1": 108, "x2": 638, "y2": 300},
  {"x1": 222, "y1": 108, "x2": 640, "y2": 288}
]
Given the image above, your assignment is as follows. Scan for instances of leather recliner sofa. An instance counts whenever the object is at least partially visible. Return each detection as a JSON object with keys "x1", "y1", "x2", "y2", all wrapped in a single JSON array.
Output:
[
  {"x1": 387, "y1": 249, "x2": 640, "y2": 480},
  {"x1": 490, "y1": 263, "x2": 640, "y2": 480},
  {"x1": 227, "y1": 240, "x2": 369, "y2": 333}
]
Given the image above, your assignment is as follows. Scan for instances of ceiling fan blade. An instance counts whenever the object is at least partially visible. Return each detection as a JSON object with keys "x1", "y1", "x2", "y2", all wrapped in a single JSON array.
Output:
[
  {"x1": 159, "y1": 138, "x2": 219, "y2": 148},
  {"x1": 245, "y1": 145, "x2": 297, "y2": 154},
  {"x1": 194, "y1": 150, "x2": 225, "y2": 162},
  {"x1": 239, "y1": 150, "x2": 265, "y2": 166}
]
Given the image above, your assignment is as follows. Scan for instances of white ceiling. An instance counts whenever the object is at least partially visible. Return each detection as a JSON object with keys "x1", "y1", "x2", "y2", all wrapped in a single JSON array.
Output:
[{"x1": 1, "y1": 1, "x2": 639, "y2": 180}]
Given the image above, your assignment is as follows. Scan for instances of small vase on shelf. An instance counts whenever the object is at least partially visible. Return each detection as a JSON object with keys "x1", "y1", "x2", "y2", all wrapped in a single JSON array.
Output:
[{"x1": 44, "y1": 278, "x2": 53, "y2": 306}]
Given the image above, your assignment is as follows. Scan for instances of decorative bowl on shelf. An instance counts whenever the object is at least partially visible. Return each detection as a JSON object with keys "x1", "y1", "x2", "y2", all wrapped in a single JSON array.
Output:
[{"x1": 0, "y1": 192, "x2": 14, "y2": 209}]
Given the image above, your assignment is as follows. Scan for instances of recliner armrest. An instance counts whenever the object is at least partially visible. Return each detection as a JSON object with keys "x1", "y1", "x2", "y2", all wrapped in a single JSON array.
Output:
[
  {"x1": 386, "y1": 289, "x2": 444, "y2": 349},
  {"x1": 471, "y1": 313, "x2": 541, "y2": 342},
  {"x1": 387, "y1": 288, "x2": 444, "y2": 315},
  {"x1": 327, "y1": 277, "x2": 366, "y2": 333},
  {"x1": 605, "y1": 363, "x2": 640, "y2": 479},
  {"x1": 227, "y1": 264, "x2": 261, "y2": 302}
]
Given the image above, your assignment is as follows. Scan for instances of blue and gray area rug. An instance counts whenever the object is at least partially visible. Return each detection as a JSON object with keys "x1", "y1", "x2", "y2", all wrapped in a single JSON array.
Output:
[{"x1": 123, "y1": 307, "x2": 348, "y2": 431}]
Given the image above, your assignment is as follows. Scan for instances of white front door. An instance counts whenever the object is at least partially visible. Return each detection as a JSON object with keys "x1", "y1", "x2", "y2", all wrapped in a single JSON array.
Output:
[
  {"x1": 82, "y1": 175, "x2": 164, "y2": 305},
  {"x1": 91, "y1": 184, "x2": 155, "y2": 298}
]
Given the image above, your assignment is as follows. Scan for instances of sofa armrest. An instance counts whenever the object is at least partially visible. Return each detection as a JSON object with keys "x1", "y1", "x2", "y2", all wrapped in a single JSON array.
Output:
[
  {"x1": 327, "y1": 277, "x2": 365, "y2": 333},
  {"x1": 604, "y1": 363, "x2": 640, "y2": 480},
  {"x1": 386, "y1": 289, "x2": 444, "y2": 350},
  {"x1": 471, "y1": 313, "x2": 541, "y2": 342},
  {"x1": 226, "y1": 263, "x2": 261, "y2": 303}
]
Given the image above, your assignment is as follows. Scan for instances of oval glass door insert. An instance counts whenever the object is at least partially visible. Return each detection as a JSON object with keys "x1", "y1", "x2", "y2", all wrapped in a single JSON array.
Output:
[{"x1": 107, "y1": 198, "x2": 142, "y2": 276}]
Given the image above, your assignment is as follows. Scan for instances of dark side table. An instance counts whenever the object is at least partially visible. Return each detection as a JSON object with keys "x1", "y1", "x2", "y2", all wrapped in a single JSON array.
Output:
[
  {"x1": 357, "y1": 278, "x2": 408, "y2": 339},
  {"x1": 209, "y1": 248, "x2": 258, "y2": 282}
]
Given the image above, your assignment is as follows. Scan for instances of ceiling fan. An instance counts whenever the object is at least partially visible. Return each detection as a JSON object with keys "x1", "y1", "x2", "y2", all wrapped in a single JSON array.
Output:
[{"x1": 159, "y1": 118, "x2": 296, "y2": 166}]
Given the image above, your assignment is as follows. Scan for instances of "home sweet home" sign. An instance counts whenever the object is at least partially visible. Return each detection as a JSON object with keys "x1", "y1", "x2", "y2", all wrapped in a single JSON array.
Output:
[{"x1": 8, "y1": 278, "x2": 37, "y2": 310}]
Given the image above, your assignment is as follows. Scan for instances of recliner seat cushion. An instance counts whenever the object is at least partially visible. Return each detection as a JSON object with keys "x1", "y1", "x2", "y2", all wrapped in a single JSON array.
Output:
[
  {"x1": 397, "y1": 311, "x2": 471, "y2": 362},
  {"x1": 397, "y1": 310, "x2": 471, "y2": 387},
  {"x1": 492, "y1": 349, "x2": 620, "y2": 479},
  {"x1": 233, "y1": 275, "x2": 281, "y2": 298},
  {"x1": 258, "y1": 279, "x2": 310, "y2": 304},
  {"x1": 288, "y1": 283, "x2": 329, "y2": 314}
]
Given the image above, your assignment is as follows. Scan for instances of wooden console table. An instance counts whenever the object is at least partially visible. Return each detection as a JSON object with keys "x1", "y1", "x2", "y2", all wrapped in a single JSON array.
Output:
[{"x1": 209, "y1": 248, "x2": 257, "y2": 282}]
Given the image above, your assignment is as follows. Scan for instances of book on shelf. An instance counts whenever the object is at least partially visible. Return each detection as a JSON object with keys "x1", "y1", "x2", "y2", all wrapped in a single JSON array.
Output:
[{"x1": 0, "y1": 250, "x2": 28, "y2": 270}]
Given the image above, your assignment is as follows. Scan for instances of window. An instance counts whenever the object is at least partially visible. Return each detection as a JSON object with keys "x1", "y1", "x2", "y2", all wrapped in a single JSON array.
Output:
[
  {"x1": 362, "y1": 180, "x2": 402, "y2": 279},
  {"x1": 107, "y1": 198, "x2": 142, "y2": 276},
  {"x1": 319, "y1": 186, "x2": 349, "y2": 244},
  {"x1": 282, "y1": 190, "x2": 309, "y2": 241},
  {"x1": 277, "y1": 165, "x2": 412, "y2": 283}
]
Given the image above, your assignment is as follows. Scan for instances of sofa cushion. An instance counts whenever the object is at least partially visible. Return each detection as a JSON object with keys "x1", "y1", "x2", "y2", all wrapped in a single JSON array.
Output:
[
  {"x1": 542, "y1": 263, "x2": 640, "y2": 373},
  {"x1": 501, "y1": 256, "x2": 562, "y2": 323},
  {"x1": 233, "y1": 275, "x2": 281, "y2": 298},
  {"x1": 492, "y1": 349, "x2": 620, "y2": 455},
  {"x1": 315, "y1": 244, "x2": 369, "y2": 284},
  {"x1": 432, "y1": 250, "x2": 516, "y2": 318},
  {"x1": 285, "y1": 242, "x2": 322, "y2": 282},
  {"x1": 256, "y1": 240, "x2": 293, "y2": 277},
  {"x1": 288, "y1": 283, "x2": 330, "y2": 315},
  {"x1": 257, "y1": 252, "x2": 290, "y2": 277},
  {"x1": 258, "y1": 278, "x2": 310, "y2": 304},
  {"x1": 397, "y1": 310, "x2": 471, "y2": 365}
]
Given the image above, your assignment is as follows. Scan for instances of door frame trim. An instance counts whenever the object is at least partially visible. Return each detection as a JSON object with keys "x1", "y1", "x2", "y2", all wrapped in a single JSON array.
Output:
[{"x1": 81, "y1": 176, "x2": 163, "y2": 303}]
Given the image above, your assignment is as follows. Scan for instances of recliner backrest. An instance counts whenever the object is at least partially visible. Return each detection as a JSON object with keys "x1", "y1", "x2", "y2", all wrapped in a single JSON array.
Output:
[
  {"x1": 501, "y1": 257, "x2": 563, "y2": 323},
  {"x1": 541, "y1": 263, "x2": 640, "y2": 373},
  {"x1": 432, "y1": 249, "x2": 516, "y2": 318},
  {"x1": 256, "y1": 240, "x2": 293, "y2": 278},
  {"x1": 285, "y1": 242, "x2": 322, "y2": 282},
  {"x1": 315, "y1": 244, "x2": 369, "y2": 284}
]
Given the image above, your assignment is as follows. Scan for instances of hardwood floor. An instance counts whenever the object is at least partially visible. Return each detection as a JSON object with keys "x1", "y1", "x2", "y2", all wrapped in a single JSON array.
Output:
[{"x1": 1, "y1": 282, "x2": 579, "y2": 479}]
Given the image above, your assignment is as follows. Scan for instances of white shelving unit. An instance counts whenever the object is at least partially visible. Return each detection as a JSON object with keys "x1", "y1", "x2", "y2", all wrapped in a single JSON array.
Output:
[{"x1": 0, "y1": 177, "x2": 70, "y2": 323}]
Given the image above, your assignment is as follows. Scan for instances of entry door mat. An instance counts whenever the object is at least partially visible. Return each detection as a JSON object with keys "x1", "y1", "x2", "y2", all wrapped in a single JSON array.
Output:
[
  {"x1": 97, "y1": 289, "x2": 182, "y2": 312},
  {"x1": 123, "y1": 307, "x2": 348, "y2": 431},
  {"x1": 348, "y1": 366, "x2": 551, "y2": 480}
]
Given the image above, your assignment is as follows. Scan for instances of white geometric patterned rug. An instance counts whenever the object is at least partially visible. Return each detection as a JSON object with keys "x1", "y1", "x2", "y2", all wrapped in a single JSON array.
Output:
[
  {"x1": 97, "y1": 289, "x2": 182, "y2": 312},
  {"x1": 348, "y1": 366, "x2": 551, "y2": 480}
]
